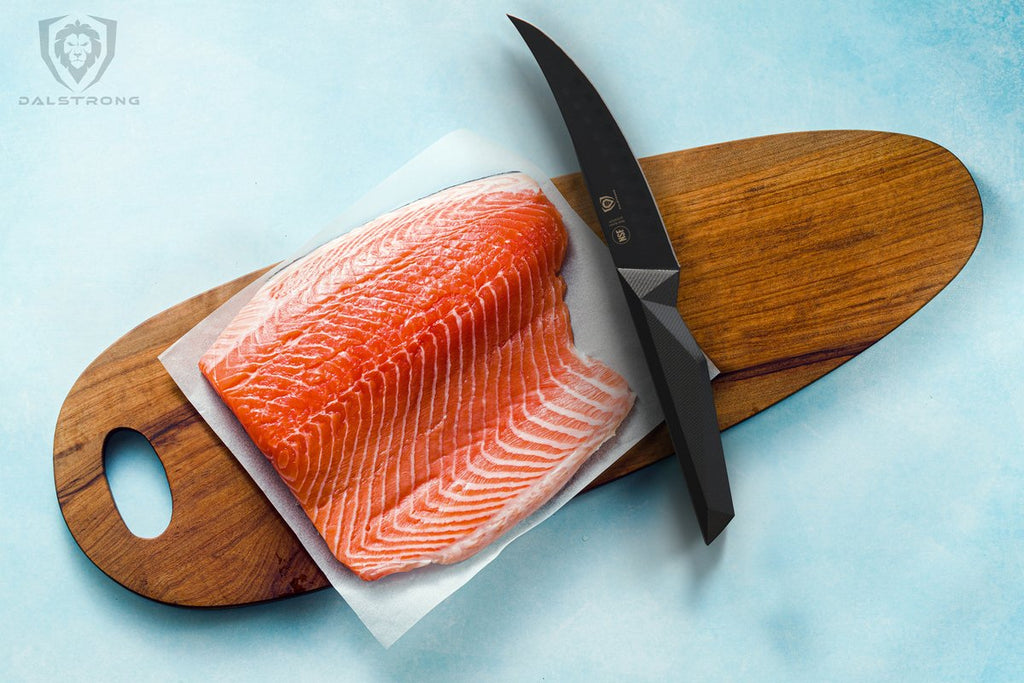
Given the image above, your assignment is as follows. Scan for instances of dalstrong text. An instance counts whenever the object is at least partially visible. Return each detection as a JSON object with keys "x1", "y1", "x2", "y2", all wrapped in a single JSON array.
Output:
[
  {"x1": 21, "y1": 14, "x2": 140, "y2": 107},
  {"x1": 18, "y1": 95, "x2": 140, "y2": 105}
]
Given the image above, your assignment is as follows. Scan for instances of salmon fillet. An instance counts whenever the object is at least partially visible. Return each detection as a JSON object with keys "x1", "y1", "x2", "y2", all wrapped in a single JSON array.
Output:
[{"x1": 199, "y1": 173, "x2": 634, "y2": 580}]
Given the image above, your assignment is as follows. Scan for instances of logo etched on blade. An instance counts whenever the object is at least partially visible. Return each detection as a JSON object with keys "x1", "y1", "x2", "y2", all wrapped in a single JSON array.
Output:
[
  {"x1": 599, "y1": 190, "x2": 621, "y2": 213},
  {"x1": 608, "y1": 215, "x2": 630, "y2": 244}
]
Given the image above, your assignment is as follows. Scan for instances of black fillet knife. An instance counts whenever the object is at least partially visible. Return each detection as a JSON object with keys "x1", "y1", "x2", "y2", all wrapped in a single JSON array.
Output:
[{"x1": 510, "y1": 16, "x2": 734, "y2": 544}]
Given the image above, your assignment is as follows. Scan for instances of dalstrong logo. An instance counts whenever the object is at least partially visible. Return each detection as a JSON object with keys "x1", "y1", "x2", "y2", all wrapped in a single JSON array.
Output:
[
  {"x1": 39, "y1": 14, "x2": 116, "y2": 92},
  {"x1": 22, "y1": 13, "x2": 138, "y2": 106}
]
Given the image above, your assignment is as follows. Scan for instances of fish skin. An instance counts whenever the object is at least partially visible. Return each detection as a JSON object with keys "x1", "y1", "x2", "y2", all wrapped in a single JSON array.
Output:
[{"x1": 200, "y1": 173, "x2": 634, "y2": 580}]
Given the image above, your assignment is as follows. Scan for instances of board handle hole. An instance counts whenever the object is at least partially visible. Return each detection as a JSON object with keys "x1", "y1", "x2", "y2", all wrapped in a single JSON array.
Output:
[{"x1": 102, "y1": 428, "x2": 173, "y2": 539}]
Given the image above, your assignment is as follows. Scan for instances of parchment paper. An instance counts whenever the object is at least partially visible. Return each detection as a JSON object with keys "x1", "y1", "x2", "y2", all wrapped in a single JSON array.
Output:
[{"x1": 160, "y1": 130, "x2": 663, "y2": 646}]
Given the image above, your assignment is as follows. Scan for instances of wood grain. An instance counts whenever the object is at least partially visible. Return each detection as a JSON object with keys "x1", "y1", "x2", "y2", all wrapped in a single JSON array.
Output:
[{"x1": 53, "y1": 130, "x2": 981, "y2": 607}]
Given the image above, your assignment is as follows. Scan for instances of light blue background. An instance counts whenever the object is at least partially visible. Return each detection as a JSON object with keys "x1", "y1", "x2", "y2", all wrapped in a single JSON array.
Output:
[{"x1": 2, "y1": 1, "x2": 1021, "y2": 680}]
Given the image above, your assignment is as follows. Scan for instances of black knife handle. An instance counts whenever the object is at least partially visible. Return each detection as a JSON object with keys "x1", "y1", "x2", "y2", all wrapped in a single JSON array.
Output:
[{"x1": 617, "y1": 268, "x2": 735, "y2": 544}]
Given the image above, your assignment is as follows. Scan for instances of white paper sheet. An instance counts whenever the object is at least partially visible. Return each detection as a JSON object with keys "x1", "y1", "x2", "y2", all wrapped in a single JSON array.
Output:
[{"x1": 159, "y1": 130, "x2": 663, "y2": 646}]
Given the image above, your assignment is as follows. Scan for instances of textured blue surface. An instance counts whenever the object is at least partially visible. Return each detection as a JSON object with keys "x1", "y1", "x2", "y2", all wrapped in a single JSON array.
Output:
[{"x1": 2, "y1": 1, "x2": 1022, "y2": 679}]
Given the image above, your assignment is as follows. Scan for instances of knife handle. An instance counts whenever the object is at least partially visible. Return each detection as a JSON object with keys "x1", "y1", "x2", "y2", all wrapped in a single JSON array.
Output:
[{"x1": 617, "y1": 269, "x2": 735, "y2": 542}]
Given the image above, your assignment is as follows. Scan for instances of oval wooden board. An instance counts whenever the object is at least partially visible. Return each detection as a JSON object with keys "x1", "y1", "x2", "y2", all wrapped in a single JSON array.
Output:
[{"x1": 53, "y1": 130, "x2": 982, "y2": 607}]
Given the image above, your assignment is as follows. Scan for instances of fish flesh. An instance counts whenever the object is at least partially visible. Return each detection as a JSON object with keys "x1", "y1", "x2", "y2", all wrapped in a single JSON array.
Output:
[
  {"x1": 199, "y1": 173, "x2": 634, "y2": 580},
  {"x1": 200, "y1": 174, "x2": 633, "y2": 579}
]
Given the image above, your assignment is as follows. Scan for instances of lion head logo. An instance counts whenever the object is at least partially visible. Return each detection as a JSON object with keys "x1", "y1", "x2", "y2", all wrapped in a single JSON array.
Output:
[
  {"x1": 38, "y1": 15, "x2": 117, "y2": 92},
  {"x1": 55, "y1": 20, "x2": 101, "y2": 84}
]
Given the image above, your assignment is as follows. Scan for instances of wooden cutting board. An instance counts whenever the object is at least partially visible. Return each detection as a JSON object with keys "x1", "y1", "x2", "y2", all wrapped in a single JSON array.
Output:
[{"x1": 53, "y1": 130, "x2": 982, "y2": 608}]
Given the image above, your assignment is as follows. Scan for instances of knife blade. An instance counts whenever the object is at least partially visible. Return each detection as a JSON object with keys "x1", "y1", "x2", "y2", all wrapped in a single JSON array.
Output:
[{"x1": 510, "y1": 15, "x2": 734, "y2": 544}]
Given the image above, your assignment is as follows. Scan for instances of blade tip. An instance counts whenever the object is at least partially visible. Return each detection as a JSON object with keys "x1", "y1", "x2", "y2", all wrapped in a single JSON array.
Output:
[{"x1": 507, "y1": 14, "x2": 534, "y2": 37}]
